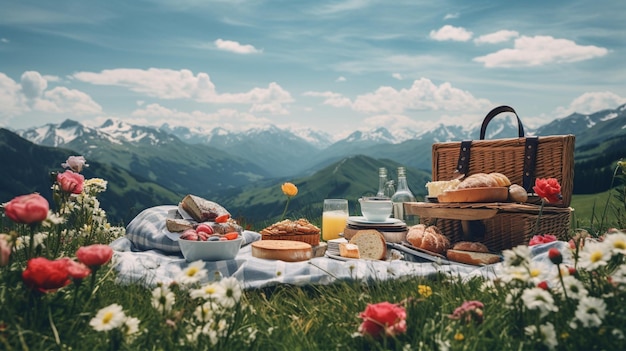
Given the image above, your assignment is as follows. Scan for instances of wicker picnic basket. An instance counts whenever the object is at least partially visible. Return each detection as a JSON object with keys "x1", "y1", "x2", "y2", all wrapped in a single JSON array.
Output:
[{"x1": 408, "y1": 105, "x2": 576, "y2": 251}]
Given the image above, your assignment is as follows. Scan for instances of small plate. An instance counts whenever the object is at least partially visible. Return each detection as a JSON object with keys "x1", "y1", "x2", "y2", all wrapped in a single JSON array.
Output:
[{"x1": 348, "y1": 216, "x2": 404, "y2": 225}]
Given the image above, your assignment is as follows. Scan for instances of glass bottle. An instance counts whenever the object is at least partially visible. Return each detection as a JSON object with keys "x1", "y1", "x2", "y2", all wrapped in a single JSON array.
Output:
[
  {"x1": 390, "y1": 167, "x2": 416, "y2": 220},
  {"x1": 376, "y1": 167, "x2": 388, "y2": 198}
]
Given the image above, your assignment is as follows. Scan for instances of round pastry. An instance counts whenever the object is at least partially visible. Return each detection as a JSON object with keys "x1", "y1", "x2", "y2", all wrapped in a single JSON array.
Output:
[
  {"x1": 456, "y1": 173, "x2": 499, "y2": 189},
  {"x1": 508, "y1": 184, "x2": 528, "y2": 203},
  {"x1": 489, "y1": 172, "x2": 511, "y2": 187},
  {"x1": 406, "y1": 224, "x2": 450, "y2": 255},
  {"x1": 451, "y1": 241, "x2": 489, "y2": 253}
]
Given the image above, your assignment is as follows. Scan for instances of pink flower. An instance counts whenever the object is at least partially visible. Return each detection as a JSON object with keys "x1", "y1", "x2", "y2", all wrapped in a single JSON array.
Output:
[
  {"x1": 61, "y1": 156, "x2": 89, "y2": 173},
  {"x1": 57, "y1": 170, "x2": 85, "y2": 194},
  {"x1": 528, "y1": 234, "x2": 557, "y2": 246},
  {"x1": 548, "y1": 248, "x2": 563, "y2": 265},
  {"x1": 533, "y1": 178, "x2": 562, "y2": 203},
  {"x1": 537, "y1": 281, "x2": 549, "y2": 290},
  {"x1": 449, "y1": 300, "x2": 484, "y2": 324},
  {"x1": 3, "y1": 193, "x2": 49, "y2": 224},
  {"x1": 63, "y1": 258, "x2": 92, "y2": 280},
  {"x1": 358, "y1": 302, "x2": 407, "y2": 338},
  {"x1": 0, "y1": 234, "x2": 11, "y2": 266},
  {"x1": 76, "y1": 244, "x2": 113, "y2": 267},
  {"x1": 22, "y1": 257, "x2": 71, "y2": 293}
]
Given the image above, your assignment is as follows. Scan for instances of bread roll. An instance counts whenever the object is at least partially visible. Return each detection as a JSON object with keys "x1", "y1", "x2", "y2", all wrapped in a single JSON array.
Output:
[
  {"x1": 406, "y1": 224, "x2": 450, "y2": 255},
  {"x1": 508, "y1": 184, "x2": 528, "y2": 203},
  {"x1": 349, "y1": 230, "x2": 387, "y2": 260},
  {"x1": 489, "y1": 172, "x2": 511, "y2": 187},
  {"x1": 339, "y1": 243, "x2": 360, "y2": 259},
  {"x1": 456, "y1": 173, "x2": 498, "y2": 189},
  {"x1": 452, "y1": 241, "x2": 489, "y2": 253},
  {"x1": 446, "y1": 249, "x2": 501, "y2": 266}
]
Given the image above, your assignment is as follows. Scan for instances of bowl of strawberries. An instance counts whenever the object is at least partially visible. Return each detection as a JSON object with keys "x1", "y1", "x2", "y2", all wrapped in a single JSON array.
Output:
[{"x1": 178, "y1": 224, "x2": 243, "y2": 261}]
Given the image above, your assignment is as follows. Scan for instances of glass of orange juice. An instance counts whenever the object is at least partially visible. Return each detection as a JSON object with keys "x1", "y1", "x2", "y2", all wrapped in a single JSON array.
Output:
[{"x1": 322, "y1": 199, "x2": 349, "y2": 241}]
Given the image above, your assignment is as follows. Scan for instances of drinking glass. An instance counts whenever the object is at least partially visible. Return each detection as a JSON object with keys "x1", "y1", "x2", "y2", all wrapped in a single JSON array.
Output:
[{"x1": 322, "y1": 199, "x2": 349, "y2": 241}]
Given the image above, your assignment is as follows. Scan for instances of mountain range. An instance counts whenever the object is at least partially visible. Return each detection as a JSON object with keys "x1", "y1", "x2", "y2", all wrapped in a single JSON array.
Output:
[{"x1": 3, "y1": 103, "x2": 626, "y2": 224}]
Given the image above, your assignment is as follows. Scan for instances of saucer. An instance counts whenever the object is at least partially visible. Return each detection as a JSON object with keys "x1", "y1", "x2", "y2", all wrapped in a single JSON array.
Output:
[{"x1": 348, "y1": 216, "x2": 403, "y2": 225}]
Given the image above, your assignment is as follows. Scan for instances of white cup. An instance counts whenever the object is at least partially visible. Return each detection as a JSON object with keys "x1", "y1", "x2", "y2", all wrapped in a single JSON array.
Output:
[{"x1": 359, "y1": 197, "x2": 392, "y2": 222}]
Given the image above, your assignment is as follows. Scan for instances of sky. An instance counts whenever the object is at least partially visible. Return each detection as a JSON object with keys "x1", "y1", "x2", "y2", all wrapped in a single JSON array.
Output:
[{"x1": 1, "y1": 0, "x2": 625, "y2": 140}]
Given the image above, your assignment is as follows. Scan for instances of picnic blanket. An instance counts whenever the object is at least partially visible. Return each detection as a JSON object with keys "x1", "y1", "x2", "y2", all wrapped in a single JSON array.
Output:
[{"x1": 110, "y1": 205, "x2": 569, "y2": 289}]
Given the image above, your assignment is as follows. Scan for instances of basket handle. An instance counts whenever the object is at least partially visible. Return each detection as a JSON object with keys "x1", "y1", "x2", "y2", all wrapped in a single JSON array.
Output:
[{"x1": 479, "y1": 106, "x2": 524, "y2": 140}]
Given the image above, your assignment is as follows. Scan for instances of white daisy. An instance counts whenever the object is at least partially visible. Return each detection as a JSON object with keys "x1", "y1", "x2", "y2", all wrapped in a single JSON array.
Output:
[
  {"x1": 604, "y1": 232, "x2": 626, "y2": 256},
  {"x1": 525, "y1": 322, "x2": 558, "y2": 350},
  {"x1": 578, "y1": 242, "x2": 611, "y2": 271},
  {"x1": 219, "y1": 277, "x2": 243, "y2": 308},
  {"x1": 521, "y1": 287, "x2": 558, "y2": 318},
  {"x1": 610, "y1": 264, "x2": 626, "y2": 288},
  {"x1": 123, "y1": 316, "x2": 141, "y2": 337},
  {"x1": 502, "y1": 245, "x2": 531, "y2": 268},
  {"x1": 194, "y1": 301, "x2": 219, "y2": 323},
  {"x1": 89, "y1": 303, "x2": 127, "y2": 332},
  {"x1": 176, "y1": 260, "x2": 208, "y2": 286},
  {"x1": 574, "y1": 296, "x2": 607, "y2": 328},
  {"x1": 557, "y1": 275, "x2": 588, "y2": 301},
  {"x1": 151, "y1": 285, "x2": 176, "y2": 314},
  {"x1": 526, "y1": 261, "x2": 554, "y2": 285},
  {"x1": 190, "y1": 281, "x2": 226, "y2": 301}
]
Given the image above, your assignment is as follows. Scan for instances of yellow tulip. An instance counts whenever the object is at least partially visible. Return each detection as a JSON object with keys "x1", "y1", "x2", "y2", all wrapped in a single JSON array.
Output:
[{"x1": 281, "y1": 182, "x2": 298, "y2": 197}]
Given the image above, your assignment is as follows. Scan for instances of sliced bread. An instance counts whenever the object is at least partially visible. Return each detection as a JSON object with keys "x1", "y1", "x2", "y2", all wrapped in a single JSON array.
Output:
[{"x1": 349, "y1": 229, "x2": 387, "y2": 260}]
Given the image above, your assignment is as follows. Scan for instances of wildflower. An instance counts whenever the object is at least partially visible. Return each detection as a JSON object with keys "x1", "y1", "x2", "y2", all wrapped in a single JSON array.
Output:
[
  {"x1": 521, "y1": 287, "x2": 558, "y2": 318},
  {"x1": 525, "y1": 322, "x2": 558, "y2": 350},
  {"x1": 358, "y1": 301, "x2": 407, "y2": 338},
  {"x1": 502, "y1": 245, "x2": 531, "y2": 267},
  {"x1": 22, "y1": 257, "x2": 71, "y2": 293},
  {"x1": 64, "y1": 258, "x2": 91, "y2": 281},
  {"x1": 557, "y1": 275, "x2": 588, "y2": 300},
  {"x1": 194, "y1": 301, "x2": 218, "y2": 323},
  {"x1": 122, "y1": 316, "x2": 141, "y2": 339},
  {"x1": 574, "y1": 296, "x2": 607, "y2": 328},
  {"x1": 280, "y1": 182, "x2": 298, "y2": 220},
  {"x1": 0, "y1": 234, "x2": 12, "y2": 266},
  {"x1": 533, "y1": 178, "x2": 562, "y2": 204},
  {"x1": 578, "y1": 241, "x2": 611, "y2": 271},
  {"x1": 603, "y1": 231, "x2": 626, "y2": 256},
  {"x1": 417, "y1": 284, "x2": 432, "y2": 298},
  {"x1": 56, "y1": 170, "x2": 85, "y2": 194},
  {"x1": 61, "y1": 156, "x2": 89, "y2": 172},
  {"x1": 176, "y1": 260, "x2": 208, "y2": 286},
  {"x1": 537, "y1": 281, "x2": 549, "y2": 290},
  {"x1": 220, "y1": 276, "x2": 243, "y2": 308},
  {"x1": 610, "y1": 264, "x2": 626, "y2": 288},
  {"x1": 84, "y1": 178, "x2": 108, "y2": 194},
  {"x1": 76, "y1": 244, "x2": 114, "y2": 267},
  {"x1": 189, "y1": 281, "x2": 226, "y2": 301},
  {"x1": 448, "y1": 300, "x2": 484, "y2": 325},
  {"x1": 454, "y1": 332, "x2": 464, "y2": 341},
  {"x1": 42, "y1": 211, "x2": 65, "y2": 227},
  {"x1": 548, "y1": 248, "x2": 563, "y2": 265},
  {"x1": 529, "y1": 234, "x2": 558, "y2": 246},
  {"x1": 89, "y1": 303, "x2": 126, "y2": 332},
  {"x1": 3, "y1": 193, "x2": 50, "y2": 224},
  {"x1": 151, "y1": 285, "x2": 175, "y2": 314}
]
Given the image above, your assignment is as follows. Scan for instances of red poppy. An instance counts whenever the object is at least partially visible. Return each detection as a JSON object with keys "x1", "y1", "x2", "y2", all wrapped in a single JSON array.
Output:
[
  {"x1": 63, "y1": 258, "x2": 92, "y2": 280},
  {"x1": 57, "y1": 170, "x2": 85, "y2": 194},
  {"x1": 3, "y1": 193, "x2": 49, "y2": 224},
  {"x1": 358, "y1": 301, "x2": 407, "y2": 337},
  {"x1": 76, "y1": 244, "x2": 113, "y2": 267},
  {"x1": 22, "y1": 257, "x2": 71, "y2": 293},
  {"x1": 533, "y1": 178, "x2": 562, "y2": 203}
]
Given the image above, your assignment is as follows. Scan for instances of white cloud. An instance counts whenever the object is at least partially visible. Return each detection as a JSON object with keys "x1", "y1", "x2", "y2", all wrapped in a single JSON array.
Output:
[
  {"x1": 474, "y1": 35, "x2": 609, "y2": 67},
  {"x1": 351, "y1": 78, "x2": 492, "y2": 114},
  {"x1": 0, "y1": 73, "x2": 27, "y2": 118},
  {"x1": 20, "y1": 71, "x2": 47, "y2": 99},
  {"x1": 335, "y1": 76, "x2": 346, "y2": 82},
  {"x1": 131, "y1": 103, "x2": 272, "y2": 131},
  {"x1": 214, "y1": 39, "x2": 261, "y2": 54},
  {"x1": 429, "y1": 25, "x2": 473, "y2": 42},
  {"x1": 40, "y1": 87, "x2": 102, "y2": 115},
  {"x1": 554, "y1": 91, "x2": 626, "y2": 117},
  {"x1": 443, "y1": 13, "x2": 459, "y2": 20},
  {"x1": 474, "y1": 30, "x2": 519, "y2": 44},
  {"x1": 392, "y1": 73, "x2": 403, "y2": 80},
  {"x1": 1, "y1": 38, "x2": 8, "y2": 43},
  {"x1": 303, "y1": 91, "x2": 352, "y2": 108},
  {"x1": 72, "y1": 68, "x2": 293, "y2": 112}
]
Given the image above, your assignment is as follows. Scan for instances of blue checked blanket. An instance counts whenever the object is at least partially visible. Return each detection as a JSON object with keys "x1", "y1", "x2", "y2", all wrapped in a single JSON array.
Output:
[{"x1": 110, "y1": 205, "x2": 570, "y2": 289}]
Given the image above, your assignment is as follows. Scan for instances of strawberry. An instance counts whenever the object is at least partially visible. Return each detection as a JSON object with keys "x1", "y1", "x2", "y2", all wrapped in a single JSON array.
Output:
[
  {"x1": 224, "y1": 232, "x2": 239, "y2": 240},
  {"x1": 215, "y1": 214, "x2": 230, "y2": 223}
]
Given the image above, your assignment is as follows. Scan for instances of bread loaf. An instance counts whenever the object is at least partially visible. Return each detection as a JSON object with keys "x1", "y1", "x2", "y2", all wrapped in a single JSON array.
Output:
[
  {"x1": 181, "y1": 195, "x2": 230, "y2": 222},
  {"x1": 348, "y1": 230, "x2": 387, "y2": 260},
  {"x1": 451, "y1": 241, "x2": 489, "y2": 253},
  {"x1": 251, "y1": 240, "x2": 312, "y2": 262},
  {"x1": 406, "y1": 224, "x2": 450, "y2": 255},
  {"x1": 456, "y1": 173, "x2": 511, "y2": 189},
  {"x1": 339, "y1": 243, "x2": 360, "y2": 259},
  {"x1": 446, "y1": 249, "x2": 501, "y2": 266}
]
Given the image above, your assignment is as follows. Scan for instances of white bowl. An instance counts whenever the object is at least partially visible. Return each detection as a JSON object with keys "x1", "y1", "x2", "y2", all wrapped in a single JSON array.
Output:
[
  {"x1": 178, "y1": 237, "x2": 243, "y2": 262},
  {"x1": 359, "y1": 197, "x2": 392, "y2": 222}
]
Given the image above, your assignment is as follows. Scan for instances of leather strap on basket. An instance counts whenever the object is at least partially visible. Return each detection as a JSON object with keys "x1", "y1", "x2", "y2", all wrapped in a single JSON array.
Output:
[
  {"x1": 480, "y1": 105, "x2": 524, "y2": 140},
  {"x1": 523, "y1": 137, "x2": 539, "y2": 191},
  {"x1": 455, "y1": 140, "x2": 472, "y2": 176}
]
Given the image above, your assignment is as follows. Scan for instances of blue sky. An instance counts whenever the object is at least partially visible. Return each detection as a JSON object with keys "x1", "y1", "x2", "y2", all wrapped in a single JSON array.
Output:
[{"x1": 1, "y1": 0, "x2": 625, "y2": 139}]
